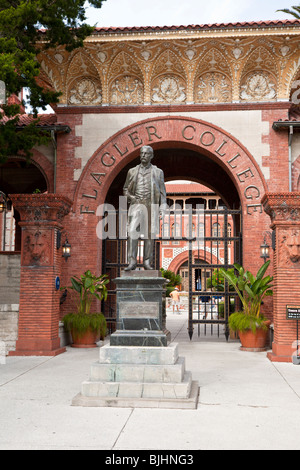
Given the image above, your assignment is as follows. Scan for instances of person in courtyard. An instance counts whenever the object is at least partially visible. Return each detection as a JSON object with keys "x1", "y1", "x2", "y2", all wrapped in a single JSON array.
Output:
[{"x1": 170, "y1": 287, "x2": 181, "y2": 314}]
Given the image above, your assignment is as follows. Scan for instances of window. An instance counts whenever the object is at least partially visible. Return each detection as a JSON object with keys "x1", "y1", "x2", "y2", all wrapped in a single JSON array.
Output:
[{"x1": 212, "y1": 223, "x2": 221, "y2": 238}]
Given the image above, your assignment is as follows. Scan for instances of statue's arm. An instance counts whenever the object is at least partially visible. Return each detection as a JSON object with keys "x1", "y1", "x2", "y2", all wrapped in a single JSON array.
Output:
[
  {"x1": 160, "y1": 170, "x2": 167, "y2": 205},
  {"x1": 123, "y1": 169, "x2": 136, "y2": 204}
]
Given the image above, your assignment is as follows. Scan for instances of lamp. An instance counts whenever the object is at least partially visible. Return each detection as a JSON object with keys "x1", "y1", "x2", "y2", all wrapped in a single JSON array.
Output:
[
  {"x1": 260, "y1": 231, "x2": 275, "y2": 263},
  {"x1": 62, "y1": 238, "x2": 71, "y2": 261},
  {"x1": 260, "y1": 236, "x2": 270, "y2": 263},
  {"x1": 0, "y1": 192, "x2": 6, "y2": 213}
]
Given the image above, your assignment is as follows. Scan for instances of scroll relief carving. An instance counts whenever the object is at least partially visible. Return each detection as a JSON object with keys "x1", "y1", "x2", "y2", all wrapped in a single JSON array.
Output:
[
  {"x1": 110, "y1": 76, "x2": 144, "y2": 105},
  {"x1": 195, "y1": 72, "x2": 231, "y2": 103}
]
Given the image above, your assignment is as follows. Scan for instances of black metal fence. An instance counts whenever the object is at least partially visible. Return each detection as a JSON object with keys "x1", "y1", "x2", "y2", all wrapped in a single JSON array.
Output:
[{"x1": 102, "y1": 206, "x2": 242, "y2": 340}]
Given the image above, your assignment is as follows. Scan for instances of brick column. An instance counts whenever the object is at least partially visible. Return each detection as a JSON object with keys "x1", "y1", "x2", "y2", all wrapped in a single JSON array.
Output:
[
  {"x1": 8, "y1": 194, "x2": 72, "y2": 356},
  {"x1": 262, "y1": 193, "x2": 300, "y2": 362}
]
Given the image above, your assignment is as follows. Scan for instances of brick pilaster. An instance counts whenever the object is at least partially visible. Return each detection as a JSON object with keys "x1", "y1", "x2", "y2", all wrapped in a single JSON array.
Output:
[
  {"x1": 263, "y1": 193, "x2": 300, "y2": 362},
  {"x1": 8, "y1": 194, "x2": 72, "y2": 356}
]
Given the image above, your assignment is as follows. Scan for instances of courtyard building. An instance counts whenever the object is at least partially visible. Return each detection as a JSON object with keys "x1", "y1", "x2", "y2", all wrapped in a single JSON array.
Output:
[{"x1": 1, "y1": 19, "x2": 300, "y2": 361}]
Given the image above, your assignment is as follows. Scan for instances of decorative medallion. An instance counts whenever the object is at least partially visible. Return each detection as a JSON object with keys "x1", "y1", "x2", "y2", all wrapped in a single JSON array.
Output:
[
  {"x1": 151, "y1": 75, "x2": 186, "y2": 104},
  {"x1": 68, "y1": 78, "x2": 102, "y2": 105},
  {"x1": 240, "y1": 72, "x2": 276, "y2": 101}
]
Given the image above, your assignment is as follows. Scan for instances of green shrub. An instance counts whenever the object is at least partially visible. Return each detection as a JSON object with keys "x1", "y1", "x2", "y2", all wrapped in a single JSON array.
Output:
[{"x1": 229, "y1": 311, "x2": 268, "y2": 334}]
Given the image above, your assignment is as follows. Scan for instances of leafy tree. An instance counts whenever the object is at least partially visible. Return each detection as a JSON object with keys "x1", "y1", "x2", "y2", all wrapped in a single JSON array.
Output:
[
  {"x1": 160, "y1": 268, "x2": 182, "y2": 297},
  {"x1": 277, "y1": 5, "x2": 300, "y2": 19},
  {"x1": 0, "y1": 0, "x2": 106, "y2": 161}
]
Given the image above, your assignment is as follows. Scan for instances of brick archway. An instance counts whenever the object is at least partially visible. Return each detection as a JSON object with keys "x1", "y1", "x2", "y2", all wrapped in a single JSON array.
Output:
[
  {"x1": 75, "y1": 115, "x2": 267, "y2": 212},
  {"x1": 70, "y1": 115, "x2": 270, "y2": 277},
  {"x1": 168, "y1": 249, "x2": 220, "y2": 274}
]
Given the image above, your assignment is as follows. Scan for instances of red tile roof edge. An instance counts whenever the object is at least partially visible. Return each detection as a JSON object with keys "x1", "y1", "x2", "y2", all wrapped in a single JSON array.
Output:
[
  {"x1": 0, "y1": 113, "x2": 68, "y2": 128},
  {"x1": 36, "y1": 19, "x2": 300, "y2": 36},
  {"x1": 90, "y1": 19, "x2": 300, "y2": 34}
]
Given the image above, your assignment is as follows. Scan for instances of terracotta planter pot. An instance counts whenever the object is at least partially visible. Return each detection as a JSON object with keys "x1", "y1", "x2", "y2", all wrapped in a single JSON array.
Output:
[
  {"x1": 238, "y1": 320, "x2": 271, "y2": 352},
  {"x1": 70, "y1": 328, "x2": 100, "y2": 348}
]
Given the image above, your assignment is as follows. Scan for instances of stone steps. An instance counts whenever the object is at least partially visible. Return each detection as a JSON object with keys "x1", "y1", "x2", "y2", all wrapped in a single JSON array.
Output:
[
  {"x1": 81, "y1": 371, "x2": 192, "y2": 399},
  {"x1": 72, "y1": 343, "x2": 199, "y2": 409}
]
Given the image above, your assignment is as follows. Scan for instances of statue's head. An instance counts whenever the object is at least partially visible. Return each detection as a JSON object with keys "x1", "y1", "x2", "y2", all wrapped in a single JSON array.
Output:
[{"x1": 140, "y1": 145, "x2": 154, "y2": 165}]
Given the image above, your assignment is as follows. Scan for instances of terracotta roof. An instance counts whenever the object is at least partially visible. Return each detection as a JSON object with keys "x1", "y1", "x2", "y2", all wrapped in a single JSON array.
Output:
[
  {"x1": 166, "y1": 183, "x2": 214, "y2": 194},
  {"x1": 91, "y1": 19, "x2": 300, "y2": 35},
  {"x1": 0, "y1": 113, "x2": 70, "y2": 132}
]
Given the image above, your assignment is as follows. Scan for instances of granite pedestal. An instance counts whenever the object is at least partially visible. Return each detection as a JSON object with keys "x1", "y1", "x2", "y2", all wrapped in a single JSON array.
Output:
[
  {"x1": 72, "y1": 271, "x2": 199, "y2": 409},
  {"x1": 110, "y1": 270, "x2": 168, "y2": 347}
]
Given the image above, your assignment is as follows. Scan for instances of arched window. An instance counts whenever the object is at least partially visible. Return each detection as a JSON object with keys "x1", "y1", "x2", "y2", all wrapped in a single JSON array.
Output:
[
  {"x1": 212, "y1": 223, "x2": 221, "y2": 238},
  {"x1": 197, "y1": 223, "x2": 205, "y2": 240}
]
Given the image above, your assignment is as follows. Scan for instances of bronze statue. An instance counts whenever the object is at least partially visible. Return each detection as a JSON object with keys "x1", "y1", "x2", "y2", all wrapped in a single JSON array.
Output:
[{"x1": 123, "y1": 145, "x2": 166, "y2": 270}]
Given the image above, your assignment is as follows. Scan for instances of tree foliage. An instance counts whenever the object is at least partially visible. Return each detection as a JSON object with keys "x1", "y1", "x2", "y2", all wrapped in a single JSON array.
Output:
[
  {"x1": 0, "y1": 0, "x2": 106, "y2": 161},
  {"x1": 277, "y1": 5, "x2": 300, "y2": 19},
  {"x1": 160, "y1": 268, "x2": 182, "y2": 297}
]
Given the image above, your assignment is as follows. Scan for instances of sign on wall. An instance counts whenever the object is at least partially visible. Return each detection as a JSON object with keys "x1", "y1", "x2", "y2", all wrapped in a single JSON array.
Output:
[{"x1": 286, "y1": 306, "x2": 300, "y2": 320}]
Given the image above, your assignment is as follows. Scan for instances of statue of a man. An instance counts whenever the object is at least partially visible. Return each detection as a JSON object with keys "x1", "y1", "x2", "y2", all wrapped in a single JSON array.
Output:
[{"x1": 123, "y1": 145, "x2": 166, "y2": 271}]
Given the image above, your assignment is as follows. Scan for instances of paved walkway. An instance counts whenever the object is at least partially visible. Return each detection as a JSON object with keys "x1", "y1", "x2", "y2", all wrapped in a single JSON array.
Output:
[{"x1": 1, "y1": 309, "x2": 300, "y2": 450}]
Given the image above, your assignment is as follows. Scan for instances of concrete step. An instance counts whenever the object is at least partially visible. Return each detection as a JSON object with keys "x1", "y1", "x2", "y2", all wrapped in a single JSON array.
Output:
[
  {"x1": 81, "y1": 371, "x2": 192, "y2": 400},
  {"x1": 89, "y1": 356, "x2": 185, "y2": 383}
]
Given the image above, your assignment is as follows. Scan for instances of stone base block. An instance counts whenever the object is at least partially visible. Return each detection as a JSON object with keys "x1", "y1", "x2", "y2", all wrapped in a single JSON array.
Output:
[
  {"x1": 72, "y1": 343, "x2": 199, "y2": 409},
  {"x1": 110, "y1": 330, "x2": 167, "y2": 347},
  {"x1": 81, "y1": 371, "x2": 192, "y2": 399},
  {"x1": 72, "y1": 381, "x2": 199, "y2": 409},
  {"x1": 100, "y1": 343, "x2": 178, "y2": 365},
  {"x1": 89, "y1": 356, "x2": 185, "y2": 383}
]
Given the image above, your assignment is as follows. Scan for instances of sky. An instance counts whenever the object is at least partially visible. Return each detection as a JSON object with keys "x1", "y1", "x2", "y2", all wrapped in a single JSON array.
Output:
[{"x1": 85, "y1": 0, "x2": 298, "y2": 28}]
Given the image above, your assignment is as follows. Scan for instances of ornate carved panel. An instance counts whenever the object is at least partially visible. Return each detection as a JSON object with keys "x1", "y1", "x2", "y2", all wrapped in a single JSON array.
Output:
[
  {"x1": 67, "y1": 51, "x2": 102, "y2": 105},
  {"x1": 151, "y1": 75, "x2": 186, "y2": 104},
  {"x1": 240, "y1": 47, "x2": 278, "y2": 101},
  {"x1": 240, "y1": 71, "x2": 276, "y2": 101},
  {"x1": 151, "y1": 50, "x2": 187, "y2": 104},
  {"x1": 194, "y1": 48, "x2": 232, "y2": 103},
  {"x1": 195, "y1": 72, "x2": 231, "y2": 103},
  {"x1": 109, "y1": 75, "x2": 143, "y2": 105},
  {"x1": 68, "y1": 77, "x2": 102, "y2": 105},
  {"x1": 36, "y1": 29, "x2": 300, "y2": 106}
]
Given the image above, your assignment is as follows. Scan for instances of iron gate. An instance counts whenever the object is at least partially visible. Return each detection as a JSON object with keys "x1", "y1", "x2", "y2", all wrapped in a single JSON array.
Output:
[{"x1": 102, "y1": 206, "x2": 242, "y2": 340}]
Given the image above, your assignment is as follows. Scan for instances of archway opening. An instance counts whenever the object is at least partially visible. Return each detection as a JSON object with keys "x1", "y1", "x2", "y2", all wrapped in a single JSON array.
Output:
[
  {"x1": 102, "y1": 145, "x2": 242, "y2": 341},
  {"x1": 105, "y1": 147, "x2": 240, "y2": 209}
]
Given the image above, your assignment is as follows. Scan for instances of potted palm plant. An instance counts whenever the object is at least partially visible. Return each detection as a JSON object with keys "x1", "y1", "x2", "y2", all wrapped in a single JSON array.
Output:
[
  {"x1": 62, "y1": 270, "x2": 109, "y2": 348},
  {"x1": 220, "y1": 261, "x2": 273, "y2": 351}
]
